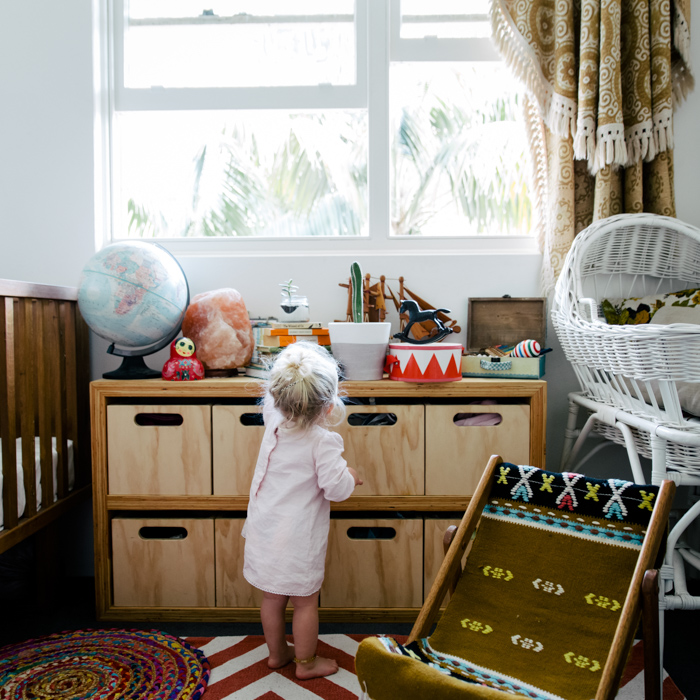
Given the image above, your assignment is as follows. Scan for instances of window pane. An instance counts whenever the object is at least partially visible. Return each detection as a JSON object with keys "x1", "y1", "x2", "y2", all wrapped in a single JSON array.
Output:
[
  {"x1": 390, "y1": 63, "x2": 532, "y2": 237},
  {"x1": 124, "y1": 0, "x2": 357, "y2": 88},
  {"x1": 400, "y1": 0, "x2": 490, "y2": 39},
  {"x1": 114, "y1": 111, "x2": 368, "y2": 238}
]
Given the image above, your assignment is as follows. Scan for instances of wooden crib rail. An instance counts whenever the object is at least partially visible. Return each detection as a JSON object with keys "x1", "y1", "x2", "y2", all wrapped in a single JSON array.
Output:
[{"x1": 0, "y1": 279, "x2": 91, "y2": 553}]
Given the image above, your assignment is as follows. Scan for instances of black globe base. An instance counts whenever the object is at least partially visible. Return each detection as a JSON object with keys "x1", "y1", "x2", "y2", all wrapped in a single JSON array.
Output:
[{"x1": 103, "y1": 355, "x2": 161, "y2": 380}]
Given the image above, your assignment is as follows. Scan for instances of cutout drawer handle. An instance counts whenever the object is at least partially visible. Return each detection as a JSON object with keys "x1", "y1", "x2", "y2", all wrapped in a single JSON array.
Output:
[
  {"x1": 347, "y1": 413, "x2": 397, "y2": 427},
  {"x1": 346, "y1": 526, "x2": 396, "y2": 540},
  {"x1": 453, "y1": 412, "x2": 502, "y2": 426},
  {"x1": 239, "y1": 413, "x2": 265, "y2": 427},
  {"x1": 134, "y1": 413, "x2": 184, "y2": 427},
  {"x1": 138, "y1": 526, "x2": 188, "y2": 540}
]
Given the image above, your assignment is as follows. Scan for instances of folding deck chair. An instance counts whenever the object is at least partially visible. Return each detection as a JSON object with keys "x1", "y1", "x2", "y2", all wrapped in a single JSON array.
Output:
[{"x1": 355, "y1": 455, "x2": 675, "y2": 700}]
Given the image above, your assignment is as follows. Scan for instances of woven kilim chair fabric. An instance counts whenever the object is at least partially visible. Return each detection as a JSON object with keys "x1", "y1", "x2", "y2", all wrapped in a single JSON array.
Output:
[{"x1": 356, "y1": 460, "x2": 671, "y2": 700}]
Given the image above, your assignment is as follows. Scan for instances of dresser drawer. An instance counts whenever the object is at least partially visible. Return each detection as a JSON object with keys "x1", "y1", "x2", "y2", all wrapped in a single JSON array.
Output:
[
  {"x1": 214, "y1": 518, "x2": 262, "y2": 607},
  {"x1": 213, "y1": 403, "x2": 425, "y2": 497},
  {"x1": 107, "y1": 404, "x2": 212, "y2": 495},
  {"x1": 425, "y1": 404, "x2": 530, "y2": 496},
  {"x1": 322, "y1": 518, "x2": 423, "y2": 608},
  {"x1": 423, "y1": 518, "x2": 470, "y2": 607},
  {"x1": 112, "y1": 517, "x2": 215, "y2": 607},
  {"x1": 212, "y1": 405, "x2": 264, "y2": 496},
  {"x1": 332, "y1": 405, "x2": 424, "y2": 496}
]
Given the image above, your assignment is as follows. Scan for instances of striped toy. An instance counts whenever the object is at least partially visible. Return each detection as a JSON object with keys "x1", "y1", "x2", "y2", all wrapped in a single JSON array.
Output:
[{"x1": 509, "y1": 339, "x2": 541, "y2": 357}]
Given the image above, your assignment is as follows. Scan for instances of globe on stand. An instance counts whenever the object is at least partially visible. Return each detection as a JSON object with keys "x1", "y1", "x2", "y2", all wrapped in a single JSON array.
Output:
[{"x1": 78, "y1": 241, "x2": 189, "y2": 379}]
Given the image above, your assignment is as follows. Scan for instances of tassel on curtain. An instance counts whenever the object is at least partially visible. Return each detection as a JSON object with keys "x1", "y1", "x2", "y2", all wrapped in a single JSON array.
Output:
[{"x1": 490, "y1": 0, "x2": 694, "y2": 293}]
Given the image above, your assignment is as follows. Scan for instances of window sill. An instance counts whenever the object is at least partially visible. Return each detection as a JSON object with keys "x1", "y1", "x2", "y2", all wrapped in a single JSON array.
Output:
[{"x1": 109, "y1": 234, "x2": 540, "y2": 258}]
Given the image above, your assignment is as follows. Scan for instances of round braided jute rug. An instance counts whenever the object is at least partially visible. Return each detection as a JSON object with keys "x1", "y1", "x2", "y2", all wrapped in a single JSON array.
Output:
[{"x1": 0, "y1": 628, "x2": 210, "y2": 700}]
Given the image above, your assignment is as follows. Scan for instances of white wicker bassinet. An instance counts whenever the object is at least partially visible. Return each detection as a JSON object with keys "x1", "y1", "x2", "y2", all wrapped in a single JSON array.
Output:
[{"x1": 551, "y1": 212, "x2": 700, "y2": 613}]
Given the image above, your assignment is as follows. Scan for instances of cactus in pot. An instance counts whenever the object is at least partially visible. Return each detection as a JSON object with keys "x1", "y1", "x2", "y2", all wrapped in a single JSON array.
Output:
[
  {"x1": 350, "y1": 261, "x2": 363, "y2": 323},
  {"x1": 328, "y1": 261, "x2": 391, "y2": 380}
]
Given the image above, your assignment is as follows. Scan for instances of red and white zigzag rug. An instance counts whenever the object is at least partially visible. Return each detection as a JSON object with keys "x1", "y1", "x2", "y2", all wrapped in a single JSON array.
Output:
[{"x1": 184, "y1": 635, "x2": 685, "y2": 700}]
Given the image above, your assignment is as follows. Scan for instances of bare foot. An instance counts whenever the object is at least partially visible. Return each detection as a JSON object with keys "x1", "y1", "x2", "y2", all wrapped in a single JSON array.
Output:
[
  {"x1": 295, "y1": 655, "x2": 339, "y2": 680},
  {"x1": 267, "y1": 644, "x2": 295, "y2": 669}
]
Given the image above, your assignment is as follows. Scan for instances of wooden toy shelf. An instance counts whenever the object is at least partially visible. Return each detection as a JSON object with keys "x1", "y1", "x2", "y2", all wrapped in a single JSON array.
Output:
[{"x1": 91, "y1": 377, "x2": 546, "y2": 622}]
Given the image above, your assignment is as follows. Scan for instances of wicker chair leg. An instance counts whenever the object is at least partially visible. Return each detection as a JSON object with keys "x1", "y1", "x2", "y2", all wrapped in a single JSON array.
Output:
[
  {"x1": 650, "y1": 434, "x2": 668, "y2": 485},
  {"x1": 561, "y1": 395, "x2": 582, "y2": 469},
  {"x1": 614, "y1": 421, "x2": 646, "y2": 484},
  {"x1": 562, "y1": 410, "x2": 600, "y2": 470}
]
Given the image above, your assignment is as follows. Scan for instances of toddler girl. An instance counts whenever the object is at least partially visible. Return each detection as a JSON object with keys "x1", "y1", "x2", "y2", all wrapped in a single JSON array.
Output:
[{"x1": 242, "y1": 342, "x2": 363, "y2": 679}]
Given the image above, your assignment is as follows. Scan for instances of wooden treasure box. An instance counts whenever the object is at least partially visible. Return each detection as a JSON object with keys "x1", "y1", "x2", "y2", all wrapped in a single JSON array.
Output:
[{"x1": 461, "y1": 297, "x2": 547, "y2": 379}]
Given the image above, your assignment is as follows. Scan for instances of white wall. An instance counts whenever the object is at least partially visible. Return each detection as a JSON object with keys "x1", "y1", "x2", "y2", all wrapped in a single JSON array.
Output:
[
  {"x1": 2, "y1": 1, "x2": 700, "y2": 571},
  {"x1": 0, "y1": 0, "x2": 95, "y2": 287},
  {"x1": 88, "y1": 247, "x2": 547, "y2": 407}
]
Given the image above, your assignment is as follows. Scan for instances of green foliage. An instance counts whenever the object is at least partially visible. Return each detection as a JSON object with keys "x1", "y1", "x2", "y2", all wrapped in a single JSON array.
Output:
[
  {"x1": 125, "y1": 67, "x2": 531, "y2": 239},
  {"x1": 127, "y1": 199, "x2": 157, "y2": 238},
  {"x1": 392, "y1": 77, "x2": 532, "y2": 237},
  {"x1": 279, "y1": 279, "x2": 299, "y2": 301},
  {"x1": 350, "y1": 261, "x2": 363, "y2": 323}
]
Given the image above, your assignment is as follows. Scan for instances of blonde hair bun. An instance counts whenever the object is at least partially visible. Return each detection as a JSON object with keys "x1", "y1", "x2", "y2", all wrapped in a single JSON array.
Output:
[{"x1": 266, "y1": 343, "x2": 344, "y2": 429}]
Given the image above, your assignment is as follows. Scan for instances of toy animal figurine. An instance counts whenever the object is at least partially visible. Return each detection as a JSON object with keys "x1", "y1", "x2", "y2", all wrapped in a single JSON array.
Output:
[
  {"x1": 336, "y1": 273, "x2": 460, "y2": 333},
  {"x1": 389, "y1": 278, "x2": 460, "y2": 338},
  {"x1": 162, "y1": 337, "x2": 205, "y2": 381},
  {"x1": 393, "y1": 299, "x2": 455, "y2": 344}
]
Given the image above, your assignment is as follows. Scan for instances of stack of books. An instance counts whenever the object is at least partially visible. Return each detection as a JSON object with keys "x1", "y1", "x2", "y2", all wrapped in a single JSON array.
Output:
[
  {"x1": 248, "y1": 317, "x2": 274, "y2": 366},
  {"x1": 243, "y1": 359, "x2": 270, "y2": 379},
  {"x1": 243, "y1": 322, "x2": 331, "y2": 378},
  {"x1": 258, "y1": 322, "x2": 330, "y2": 348}
]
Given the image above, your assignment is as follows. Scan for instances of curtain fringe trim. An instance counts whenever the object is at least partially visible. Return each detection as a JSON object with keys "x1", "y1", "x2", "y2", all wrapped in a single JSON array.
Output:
[
  {"x1": 587, "y1": 115, "x2": 675, "y2": 172},
  {"x1": 673, "y1": 4, "x2": 692, "y2": 71},
  {"x1": 490, "y1": 0, "x2": 555, "y2": 123},
  {"x1": 655, "y1": 121, "x2": 674, "y2": 154},
  {"x1": 523, "y1": 96, "x2": 549, "y2": 258},
  {"x1": 548, "y1": 94, "x2": 577, "y2": 139},
  {"x1": 653, "y1": 107, "x2": 675, "y2": 157},
  {"x1": 672, "y1": 1, "x2": 694, "y2": 107},
  {"x1": 672, "y1": 61, "x2": 695, "y2": 107},
  {"x1": 624, "y1": 120, "x2": 656, "y2": 165},
  {"x1": 593, "y1": 125, "x2": 627, "y2": 175},
  {"x1": 491, "y1": 0, "x2": 693, "y2": 173},
  {"x1": 491, "y1": 0, "x2": 577, "y2": 139},
  {"x1": 574, "y1": 117, "x2": 597, "y2": 162}
]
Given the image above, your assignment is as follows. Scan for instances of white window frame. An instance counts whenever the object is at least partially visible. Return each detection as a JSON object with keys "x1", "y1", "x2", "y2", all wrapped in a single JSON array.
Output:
[
  {"x1": 96, "y1": 0, "x2": 538, "y2": 257},
  {"x1": 112, "y1": 1, "x2": 368, "y2": 111}
]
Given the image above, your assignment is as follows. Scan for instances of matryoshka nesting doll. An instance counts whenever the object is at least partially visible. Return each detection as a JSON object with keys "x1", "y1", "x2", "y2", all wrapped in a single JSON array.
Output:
[{"x1": 162, "y1": 337, "x2": 205, "y2": 381}]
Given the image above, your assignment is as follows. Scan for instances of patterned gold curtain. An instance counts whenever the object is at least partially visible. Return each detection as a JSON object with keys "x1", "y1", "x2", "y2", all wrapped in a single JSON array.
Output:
[{"x1": 490, "y1": 0, "x2": 694, "y2": 292}]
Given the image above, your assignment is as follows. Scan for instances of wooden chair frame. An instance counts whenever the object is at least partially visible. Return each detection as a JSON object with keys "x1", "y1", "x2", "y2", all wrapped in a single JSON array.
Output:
[{"x1": 408, "y1": 455, "x2": 675, "y2": 700}]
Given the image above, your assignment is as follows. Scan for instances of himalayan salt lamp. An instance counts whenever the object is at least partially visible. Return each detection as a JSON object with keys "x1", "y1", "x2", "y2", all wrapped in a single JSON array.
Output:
[{"x1": 182, "y1": 288, "x2": 254, "y2": 373}]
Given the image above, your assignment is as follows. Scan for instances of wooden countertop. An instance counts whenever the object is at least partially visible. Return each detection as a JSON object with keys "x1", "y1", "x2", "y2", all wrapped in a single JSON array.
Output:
[{"x1": 90, "y1": 376, "x2": 546, "y2": 399}]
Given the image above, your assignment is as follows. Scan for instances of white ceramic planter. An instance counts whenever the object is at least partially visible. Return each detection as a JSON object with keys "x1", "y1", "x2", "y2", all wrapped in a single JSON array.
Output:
[{"x1": 328, "y1": 322, "x2": 391, "y2": 380}]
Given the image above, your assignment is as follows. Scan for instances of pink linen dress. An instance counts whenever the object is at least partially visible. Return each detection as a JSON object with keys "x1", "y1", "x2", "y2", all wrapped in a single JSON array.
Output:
[{"x1": 242, "y1": 401, "x2": 356, "y2": 597}]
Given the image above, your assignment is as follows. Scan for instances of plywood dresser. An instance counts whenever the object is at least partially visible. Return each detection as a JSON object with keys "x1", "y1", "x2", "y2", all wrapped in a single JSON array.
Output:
[{"x1": 90, "y1": 376, "x2": 546, "y2": 621}]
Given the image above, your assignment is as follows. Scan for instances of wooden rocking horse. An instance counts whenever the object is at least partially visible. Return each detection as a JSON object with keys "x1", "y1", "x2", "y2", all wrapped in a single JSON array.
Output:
[
  {"x1": 393, "y1": 299, "x2": 455, "y2": 344},
  {"x1": 338, "y1": 274, "x2": 460, "y2": 342}
]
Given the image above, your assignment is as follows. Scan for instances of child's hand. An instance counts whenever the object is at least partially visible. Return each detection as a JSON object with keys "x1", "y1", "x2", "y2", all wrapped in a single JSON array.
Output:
[{"x1": 348, "y1": 467, "x2": 363, "y2": 486}]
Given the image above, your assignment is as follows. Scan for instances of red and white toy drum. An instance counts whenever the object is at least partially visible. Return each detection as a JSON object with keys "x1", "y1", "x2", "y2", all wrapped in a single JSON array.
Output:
[{"x1": 385, "y1": 342, "x2": 463, "y2": 383}]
